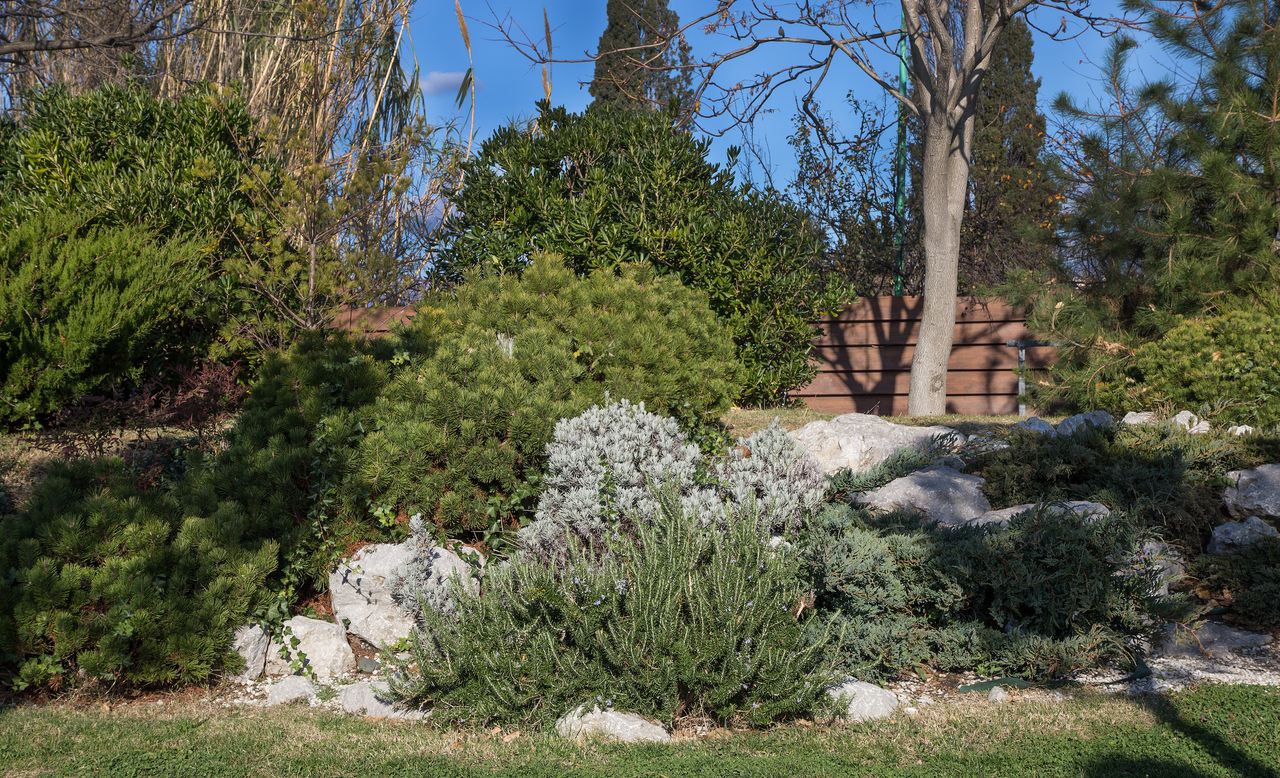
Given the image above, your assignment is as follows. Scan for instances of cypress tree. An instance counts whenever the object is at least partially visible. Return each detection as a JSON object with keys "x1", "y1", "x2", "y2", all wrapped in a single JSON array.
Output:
[
  {"x1": 958, "y1": 17, "x2": 1058, "y2": 291},
  {"x1": 590, "y1": 0, "x2": 694, "y2": 115}
]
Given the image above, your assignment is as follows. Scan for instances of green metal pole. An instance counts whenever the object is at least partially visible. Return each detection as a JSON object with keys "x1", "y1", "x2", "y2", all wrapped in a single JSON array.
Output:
[{"x1": 891, "y1": 32, "x2": 909, "y2": 297}]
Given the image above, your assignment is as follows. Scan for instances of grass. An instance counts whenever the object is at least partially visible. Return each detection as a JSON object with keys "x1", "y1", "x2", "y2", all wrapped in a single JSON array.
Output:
[{"x1": 2, "y1": 686, "x2": 1278, "y2": 776}]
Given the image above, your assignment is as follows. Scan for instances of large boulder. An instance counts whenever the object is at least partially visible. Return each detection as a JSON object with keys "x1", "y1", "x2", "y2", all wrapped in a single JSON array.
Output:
[
  {"x1": 1056, "y1": 410, "x2": 1114, "y2": 437},
  {"x1": 967, "y1": 500, "x2": 1112, "y2": 529},
  {"x1": 265, "y1": 615, "x2": 356, "y2": 682},
  {"x1": 1159, "y1": 621, "x2": 1273, "y2": 659},
  {"x1": 555, "y1": 705, "x2": 671, "y2": 744},
  {"x1": 232, "y1": 624, "x2": 270, "y2": 683},
  {"x1": 1223, "y1": 464, "x2": 1280, "y2": 519},
  {"x1": 330, "y1": 542, "x2": 416, "y2": 648},
  {"x1": 1206, "y1": 516, "x2": 1280, "y2": 554},
  {"x1": 789, "y1": 414, "x2": 963, "y2": 475},
  {"x1": 853, "y1": 465, "x2": 990, "y2": 527},
  {"x1": 827, "y1": 680, "x2": 899, "y2": 722}
]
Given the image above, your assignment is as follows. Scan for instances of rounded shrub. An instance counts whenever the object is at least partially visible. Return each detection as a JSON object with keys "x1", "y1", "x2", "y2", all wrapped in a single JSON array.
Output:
[
  {"x1": 353, "y1": 257, "x2": 741, "y2": 536},
  {"x1": 1122, "y1": 309, "x2": 1280, "y2": 426},
  {"x1": 0, "y1": 460, "x2": 275, "y2": 691}
]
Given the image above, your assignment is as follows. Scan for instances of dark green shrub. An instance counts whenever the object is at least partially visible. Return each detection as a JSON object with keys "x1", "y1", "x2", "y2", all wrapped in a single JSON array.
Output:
[
  {"x1": 0, "y1": 213, "x2": 208, "y2": 424},
  {"x1": 0, "y1": 460, "x2": 275, "y2": 691},
  {"x1": 1193, "y1": 538, "x2": 1280, "y2": 628},
  {"x1": 0, "y1": 86, "x2": 276, "y2": 370},
  {"x1": 182, "y1": 331, "x2": 392, "y2": 595},
  {"x1": 435, "y1": 103, "x2": 847, "y2": 403},
  {"x1": 388, "y1": 499, "x2": 833, "y2": 727},
  {"x1": 1123, "y1": 310, "x2": 1280, "y2": 427},
  {"x1": 800, "y1": 503, "x2": 1176, "y2": 681},
  {"x1": 354, "y1": 257, "x2": 740, "y2": 535},
  {"x1": 974, "y1": 424, "x2": 1280, "y2": 548}
]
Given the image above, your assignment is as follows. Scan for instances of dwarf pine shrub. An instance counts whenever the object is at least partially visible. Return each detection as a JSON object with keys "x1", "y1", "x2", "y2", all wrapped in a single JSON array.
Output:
[
  {"x1": 388, "y1": 497, "x2": 833, "y2": 727},
  {"x1": 0, "y1": 460, "x2": 276, "y2": 691},
  {"x1": 355, "y1": 258, "x2": 740, "y2": 536}
]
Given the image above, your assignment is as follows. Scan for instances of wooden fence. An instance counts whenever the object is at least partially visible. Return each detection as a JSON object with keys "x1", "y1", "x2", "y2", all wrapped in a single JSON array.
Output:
[
  {"x1": 333, "y1": 296, "x2": 1053, "y2": 416},
  {"x1": 790, "y1": 296, "x2": 1054, "y2": 416}
]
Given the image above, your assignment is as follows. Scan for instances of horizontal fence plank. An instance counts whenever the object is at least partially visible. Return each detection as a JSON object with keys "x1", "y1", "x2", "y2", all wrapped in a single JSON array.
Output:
[
  {"x1": 823, "y1": 296, "x2": 1024, "y2": 324},
  {"x1": 811, "y1": 344, "x2": 1054, "y2": 372},
  {"x1": 816, "y1": 320, "x2": 1036, "y2": 347},
  {"x1": 793, "y1": 370, "x2": 1021, "y2": 397}
]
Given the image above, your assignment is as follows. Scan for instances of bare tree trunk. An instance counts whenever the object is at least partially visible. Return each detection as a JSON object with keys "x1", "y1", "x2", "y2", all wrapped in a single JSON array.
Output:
[{"x1": 908, "y1": 108, "x2": 974, "y2": 415}]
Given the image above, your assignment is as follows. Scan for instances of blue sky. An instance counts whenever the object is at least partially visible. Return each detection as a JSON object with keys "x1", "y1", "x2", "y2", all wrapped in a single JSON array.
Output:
[{"x1": 407, "y1": 1, "x2": 1158, "y2": 185}]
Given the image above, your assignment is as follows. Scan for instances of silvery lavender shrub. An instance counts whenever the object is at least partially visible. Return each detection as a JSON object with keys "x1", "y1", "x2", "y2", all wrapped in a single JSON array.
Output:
[
  {"x1": 518, "y1": 399, "x2": 709, "y2": 558},
  {"x1": 391, "y1": 515, "x2": 481, "y2": 616},
  {"x1": 716, "y1": 421, "x2": 827, "y2": 536},
  {"x1": 521, "y1": 402, "x2": 824, "y2": 558}
]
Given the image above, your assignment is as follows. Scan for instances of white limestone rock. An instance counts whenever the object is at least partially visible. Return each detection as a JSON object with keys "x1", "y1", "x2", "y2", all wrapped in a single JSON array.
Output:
[
  {"x1": 988, "y1": 686, "x2": 1010, "y2": 704},
  {"x1": 339, "y1": 681, "x2": 427, "y2": 720},
  {"x1": 1122, "y1": 411, "x2": 1159, "y2": 426},
  {"x1": 232, "y1": 624, "x2": 270, "y2": 683},
  {"x1": 789, "y1": 413, "x2": 963, "y2": 475},
  {"x1": 555, "y1": 705, "x2": 671, "y2": 744},
  {"x1": 265, "y1": 615, "x2": 356, "y2": 682},
  {"x1": 1223, "y1": 464, "x2": 1280, "y2": 519},
  {"x1": 265, "y1": 675, "x2": 316, "y2": 706},
  {"x1": 329, "y1": 542, "x2": 416, "y2": 648},
  {"x1": 853, "y1": 465, "x2": 991, "y2": 527},
  {"x1": 1228, "y1": 425, "x2": 1256, "y2": 436},
  {"x1": 1171, "y1": 410, "x2": 1211, "y2": 434},
  {"x1": 827, "y1": 680, "x2": 899, "y2": 722}
]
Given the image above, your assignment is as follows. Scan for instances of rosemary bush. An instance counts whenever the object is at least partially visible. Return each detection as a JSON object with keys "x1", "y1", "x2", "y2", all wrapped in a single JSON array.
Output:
[{"x1": 389, "y1": 497, "x2": 833, "y2": 727}]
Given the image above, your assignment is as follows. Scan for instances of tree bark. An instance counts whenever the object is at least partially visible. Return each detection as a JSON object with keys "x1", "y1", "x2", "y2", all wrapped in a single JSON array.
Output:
[{"x1": 908, "y1": 108, "x2": 974, "y2": 415}]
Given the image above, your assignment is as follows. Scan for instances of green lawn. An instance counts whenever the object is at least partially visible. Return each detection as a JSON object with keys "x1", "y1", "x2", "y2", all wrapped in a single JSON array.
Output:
[{"x1": 2, "y1": 686, "x2": 1278, "y2": 776}]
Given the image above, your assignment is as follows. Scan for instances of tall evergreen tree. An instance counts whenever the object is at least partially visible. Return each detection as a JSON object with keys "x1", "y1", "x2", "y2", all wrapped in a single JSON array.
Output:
[
  {"x1": 589, "y1": 0, "x2": 694, "y2": 115},
  {"x1": 958, "y1": 17, "x2": 1059, "y2": 291}
]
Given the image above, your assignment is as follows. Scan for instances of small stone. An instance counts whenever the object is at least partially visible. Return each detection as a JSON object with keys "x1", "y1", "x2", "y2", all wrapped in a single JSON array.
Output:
[
  {"x1": 827, "y1": 680, "x2": 899, "y2": 722},
  {"x1": 1171, "y1": 410, "x2": 1211, "y2": 434},
  {"x1": 555, "y1": 705, "x2": 671, "y2": 743},
  {"x1": 904, "y1": 706, "x2": 920, "y2": 717},
  {"x1": 357, "y1": 657, "x2": 381, "y2": 674},
  {"x1": 1138, "y1": 540, "x2": 1185, "y2": 596},
  {"x1": 1122, "y1": 411, "x2": 1159, "y2": 426},
  {"x1": 1228, "y1": 425, "x2": 1256, "y2": 436},
  {"x1": 232, "y1": 624, "x2": 270, "y2": 683},
  {"x1": 265, "y1": 675, "x2": 315, "y2": 706},
  {"x1": 1056, "y1": 411, "x2": 1114, "y2": 437},
  {"x1": 1011, "y1": 417, "x2": 1056, "y2": 437},
  {"x1": 1207, "y1": 516, "x2": 1280, "y2": 554},
  {"x1": 988, "y1": 686, "x2": 1009, "y2": 704}
]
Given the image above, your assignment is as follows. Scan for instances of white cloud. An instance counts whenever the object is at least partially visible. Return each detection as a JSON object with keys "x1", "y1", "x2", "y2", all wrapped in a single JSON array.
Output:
[{"x1": 421, "y1": 70, "x2": 469, "y2": 97}]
